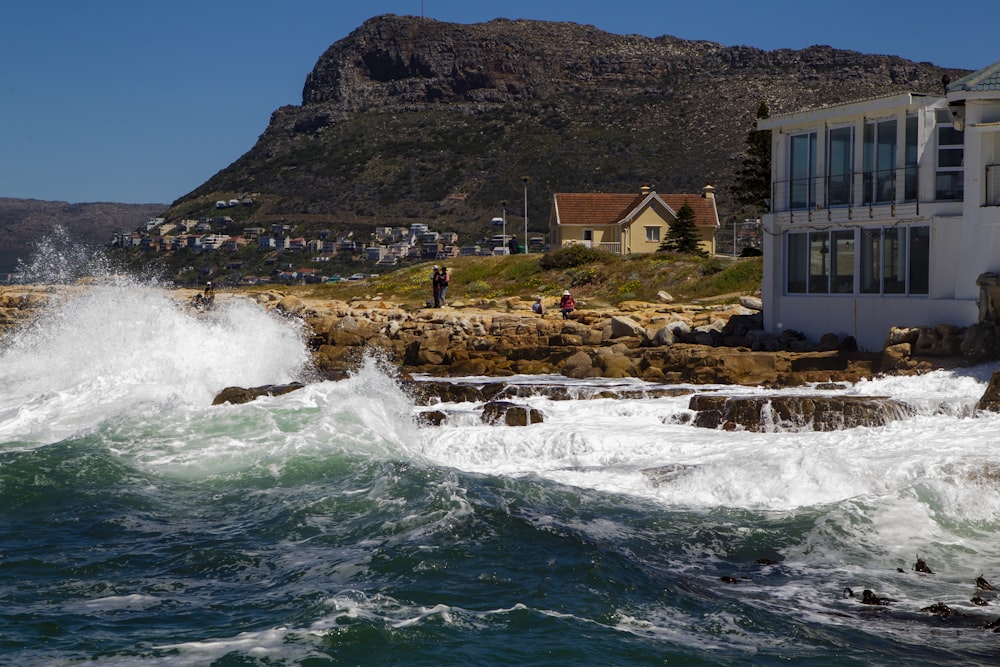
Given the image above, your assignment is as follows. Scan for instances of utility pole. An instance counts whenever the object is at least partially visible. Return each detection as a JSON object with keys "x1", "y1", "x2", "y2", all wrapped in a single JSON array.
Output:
[
  {"x1": 501, "y1": 200, "x2": 507, "y2": 254},
  {"x1": 521, "y1": 176, "x2": 529, "y2": 253}
]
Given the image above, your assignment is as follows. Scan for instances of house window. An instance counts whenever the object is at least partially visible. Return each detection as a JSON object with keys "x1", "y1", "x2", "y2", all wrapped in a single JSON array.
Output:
[
  {"x1": 583, "y1": 230, "x2": 593, "y2": 242},
  {"x1": 827, "y1": 126, "x2": 853, "y2": 207},
  {"x1": 905, "y1": 115, "x2": 918, "y2": 201},
  {"x1": 786, "y1": 229, "x2": 857, "y2": 294},
  {"x1": 645, "y1": 226, "x2": 660, "y2": 242},
  {"x1": 909, "y1": 226, "x2": 930, "y2": 295},
  {"x1": 789, "y1": 132, "x2": 817, "y2": 210},
  {"x1": 787, "y1": 233, "x2": 808, "y2": 293},
  {"x1": 864, "y1": 118, "x2": 897, "y2": 204},
  {"x1": 935, "y1": 109, "x2": 964, "y2": 200},
  {"x1": 986, "y1": 164, "x2": 1000, "y2": 206},
  {"x1": 858, "y1": 225, "x2": 929, "y2": 295},
  {"x1": 831, "y1": 230, "x2": 854, "y2": 293}
]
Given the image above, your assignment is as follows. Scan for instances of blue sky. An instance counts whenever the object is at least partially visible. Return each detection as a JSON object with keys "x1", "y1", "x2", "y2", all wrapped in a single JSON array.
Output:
[{"x1": 2, "y1": 0, "x2": 997, "y2": 205}]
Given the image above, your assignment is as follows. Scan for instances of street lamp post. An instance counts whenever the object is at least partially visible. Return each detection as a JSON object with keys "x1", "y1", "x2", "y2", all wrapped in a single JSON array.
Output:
[{"x1": 521, "y1": 175, "x2": 529, "y2": 253}]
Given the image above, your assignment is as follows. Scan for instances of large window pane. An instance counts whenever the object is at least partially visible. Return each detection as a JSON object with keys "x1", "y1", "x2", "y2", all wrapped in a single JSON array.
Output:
[
  {"x1": 860, "y1": 228, "x2": 881, "y2": 293},
  {"x1": 876, "y1": 119, "x2": 897, "y2": 203},
  {"x1": 883, "y1": 228, "x2": 906, "y2": 294},
  {"x1": 787, "y1": 233, "x2": 807, "y2": 293},
  {"x1": 831, "y1": 230, "x2": 855, "y2": 293},
  {"x1": 827, "y1": 127, "x2": 853, "y2": 207},
  {"x1": 905, "y1": 115, "x2": 918, "y2": 201},
  {"x1": 936, "y1": 123, "x2": 964, "y2": 201},
  {"x1": 809, "y1": 232, "x2": 830, "y2": 293},
  {"x1": 865, "y1": 119, "x2": 897, "y2": 203},
  {"x1": 909, "y1": 226, "x2": 929, "y2": 294},
  {"x1": 790, "y1": 133, "x2": 816, "y2": 210}
]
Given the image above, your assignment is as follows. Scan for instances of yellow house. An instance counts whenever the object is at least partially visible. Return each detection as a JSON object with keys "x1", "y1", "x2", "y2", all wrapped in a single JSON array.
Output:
[{"x1": 549, "y1": 184, "x2": 719, "y2": 256}]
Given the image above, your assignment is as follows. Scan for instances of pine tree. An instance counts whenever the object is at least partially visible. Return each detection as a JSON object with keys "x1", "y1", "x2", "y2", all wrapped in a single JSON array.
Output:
[
  {"x1": 732, "y1": 101, "x2": 772, "y2": 213},
  {"x1": 659, "y1": 202, "x2": 707, "y2": 257}
]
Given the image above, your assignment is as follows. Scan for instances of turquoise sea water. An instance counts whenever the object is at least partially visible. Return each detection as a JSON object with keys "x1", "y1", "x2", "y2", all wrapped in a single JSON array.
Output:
[{"x1": 3, "y1": 281, "x2": 1000, "y2": 665}]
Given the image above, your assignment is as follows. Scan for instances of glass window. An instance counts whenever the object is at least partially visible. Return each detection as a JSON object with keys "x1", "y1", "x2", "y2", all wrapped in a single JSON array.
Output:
[
  {"x1": 936, "y1": 116, "x2": 964, "y2": 201},
  {"x1": 787, "y1": 233, "x2": 807, "y2": 293},
  {"x1": 790, "y1": 132, "x2": 817, "y2": 210},
  {"x1": 883, "y1": 228, "x2": 907, "y2": 294},
  {"x1": 864, "y1": 118, "x2": 897, "y2": 204},
  {"x1": 909, "y1": 226, "x2": 929, "y2": 294},
  {"x1": 831, "y1": 230, "x2": 855, "y2": 293},
  {"x1": 904, "y1": 115, "x2": 918, "y2": 201},
  {"x1": 645, "y1": 226, "x2": 660, "y2": 242},
  {"x1": 827, "y1": 127, "x2": 853, "y2": 207},
  {"x1": 809, "y1": 232, "x2": 830, "y2": 293},
  {"x1": 860, "y1": 228, "x2": 882, "y2": 294}
]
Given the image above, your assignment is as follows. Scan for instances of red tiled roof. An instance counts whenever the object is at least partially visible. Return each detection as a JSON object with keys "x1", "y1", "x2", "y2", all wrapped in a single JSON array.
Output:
[{"x1": 553, "y1": 191, "x2": 718, "y2": 228}]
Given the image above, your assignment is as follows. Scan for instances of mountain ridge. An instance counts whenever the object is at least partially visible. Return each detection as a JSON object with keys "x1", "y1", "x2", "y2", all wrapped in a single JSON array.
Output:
[
  {"x1": 3, "y1": 15, "x2": 967, "y2": 275},
  {"x1": 172, "y1": 14, "x2": 964, "y2": 239}
]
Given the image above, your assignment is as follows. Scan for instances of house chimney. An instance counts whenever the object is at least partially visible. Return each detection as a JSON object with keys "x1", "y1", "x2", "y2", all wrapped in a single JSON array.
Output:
[
  {"x1": 640, "y1": 184, "x2": 652, "y2": 196},
  {"x1": 701, "y1": 184, "x2": 716, "y2": 200}
]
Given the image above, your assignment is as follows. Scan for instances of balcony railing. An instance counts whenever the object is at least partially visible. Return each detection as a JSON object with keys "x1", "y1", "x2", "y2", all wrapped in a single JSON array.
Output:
[{"x1": 770, "y1": 166, "x2": 922, "y2": 223}]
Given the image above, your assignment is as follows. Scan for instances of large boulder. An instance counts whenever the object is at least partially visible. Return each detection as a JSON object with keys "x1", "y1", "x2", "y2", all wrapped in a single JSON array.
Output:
[
  {"x1": 688, "y1": 393, "x2": 913, "y2": 431},
  {"x1": 481, "y1": 401, "x2": 544, "y2": 426},
  {"x1": 610, "y1": 315, "x2": 644, "y2": 339},
  {"x1": 212, "y1": 383, "x2": 305, "y2": 405}
]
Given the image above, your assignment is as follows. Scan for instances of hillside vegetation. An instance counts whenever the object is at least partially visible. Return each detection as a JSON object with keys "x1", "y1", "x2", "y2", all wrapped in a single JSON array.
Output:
[{"x1": 266, "y1": 249, "x2": 763, "y2": 310}]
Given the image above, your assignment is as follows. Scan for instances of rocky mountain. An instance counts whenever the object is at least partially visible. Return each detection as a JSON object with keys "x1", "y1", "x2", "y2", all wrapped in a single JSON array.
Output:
[
  {"x1": 169, "y1": 14, "x2": 965, "y2": 241},
  {"x1": 0, "y1": 198, "x2": 166, "y2": 274}
]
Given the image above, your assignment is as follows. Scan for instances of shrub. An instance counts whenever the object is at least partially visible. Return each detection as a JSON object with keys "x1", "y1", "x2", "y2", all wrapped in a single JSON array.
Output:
[{"x1": 539, "y1": 245, "x2": 615, "y2": 270}]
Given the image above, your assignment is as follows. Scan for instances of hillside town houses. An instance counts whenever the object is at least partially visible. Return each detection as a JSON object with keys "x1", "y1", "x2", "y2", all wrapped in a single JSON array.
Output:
[{"x1": 108, "y1": 216, "x2": 486, "y2": 285}]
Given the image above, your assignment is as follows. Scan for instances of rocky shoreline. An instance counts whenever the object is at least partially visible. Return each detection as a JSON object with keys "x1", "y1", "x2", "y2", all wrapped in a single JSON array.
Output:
[
  {"x1": 0, "y1": 285, "x2": 979, "y2": 387},
  {"x1": 7, "y1": 283, "x2": 1000, "y2": 430}
]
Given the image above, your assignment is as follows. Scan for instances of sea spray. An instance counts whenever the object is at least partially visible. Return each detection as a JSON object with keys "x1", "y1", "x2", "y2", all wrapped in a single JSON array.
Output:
[{"x1": 0, "y1": 280, "x2": 312, "y2": 445}]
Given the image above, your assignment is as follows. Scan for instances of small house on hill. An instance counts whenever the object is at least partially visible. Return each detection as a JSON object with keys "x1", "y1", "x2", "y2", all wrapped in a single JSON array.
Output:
[{"x1": 548, "y1": 184, "x2": 719, "y2": 256}]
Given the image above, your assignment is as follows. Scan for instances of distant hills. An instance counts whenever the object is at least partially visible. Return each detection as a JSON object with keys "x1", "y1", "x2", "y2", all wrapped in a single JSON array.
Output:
[
  {"x1": 0, "y1": 199, "x2": 166, "y2": 274},
  {"x1": 3, "y1": 15, "x2": 966, "y2": 275}
]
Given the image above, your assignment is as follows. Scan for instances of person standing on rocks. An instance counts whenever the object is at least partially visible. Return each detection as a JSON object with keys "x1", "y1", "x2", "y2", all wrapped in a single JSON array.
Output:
[
  {"x1": 439, "y1": 266, "x2": 450, "y2": 307},
  {"x1": 432, "y1": 265, "x2": 444, "y2": 308},
  {"x1": 559, "y1": 290, "x2": 576, "y2": 319}
]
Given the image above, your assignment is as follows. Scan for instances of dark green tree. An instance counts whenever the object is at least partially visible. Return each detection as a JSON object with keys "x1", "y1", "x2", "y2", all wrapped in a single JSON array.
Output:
[
  {"x1": 659, "y1": 202, "x2": 707, "y2": 257},
  {"x1": 732, "y1": 101, "x2": 772, "y2": 212}
]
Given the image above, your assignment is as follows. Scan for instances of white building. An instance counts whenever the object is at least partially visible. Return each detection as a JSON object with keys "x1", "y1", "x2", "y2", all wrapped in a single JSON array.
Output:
[{"x1": 759, "y1": 60, "x2": 1000, "y2": 350}]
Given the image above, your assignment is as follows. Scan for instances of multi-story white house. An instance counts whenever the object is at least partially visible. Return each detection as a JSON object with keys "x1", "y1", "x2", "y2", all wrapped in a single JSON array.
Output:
[{"x1": 759, "y1": 60, "x2": 1000, "y2": 350}]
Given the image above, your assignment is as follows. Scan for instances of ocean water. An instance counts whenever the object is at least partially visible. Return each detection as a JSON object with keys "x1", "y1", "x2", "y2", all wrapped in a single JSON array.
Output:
[{"x1": 3, "y1": 280, "x2": 1000, "y2": 666}]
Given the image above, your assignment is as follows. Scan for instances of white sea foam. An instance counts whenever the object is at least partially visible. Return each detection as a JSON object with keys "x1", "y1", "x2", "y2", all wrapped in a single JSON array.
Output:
[{"x1": 0, "y1": 281, "x2": 311, "y2": 445}]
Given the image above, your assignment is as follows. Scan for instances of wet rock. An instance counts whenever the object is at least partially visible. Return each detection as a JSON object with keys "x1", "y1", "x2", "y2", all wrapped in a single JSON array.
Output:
[
  {"x1": 975, "y1": 371, "x2": 1000, "y2": 414},
  {"x1": 417, "y1": 410, "x2": 448, "y2": 426},
  {"x1": 920, "y1": 602, "x2": 968, "y2": 618},
  {"x1": 688, "y1": 393, "x2": 913, "y2": 431},
  {"x1": 212, "y1": 382, "x2": 305, "y2": 405},
  {"x1": 481, "y1": 401, "x2": 543, "y2": 426},
  {"x1": 861, "y1": 590, "x2": 891, "y2": 606},
  {"x1": 914, "y1": 557, "x2": 934, "y2": 574}
]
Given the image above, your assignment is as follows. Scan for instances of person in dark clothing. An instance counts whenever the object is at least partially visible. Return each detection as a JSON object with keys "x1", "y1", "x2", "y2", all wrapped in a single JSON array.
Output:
[
  {"x1": 431, "y1": 266, "x2": 444, "y2": 307},
  {"x1": 508, "y1": 235, "x2": 519, "y2": 255}
]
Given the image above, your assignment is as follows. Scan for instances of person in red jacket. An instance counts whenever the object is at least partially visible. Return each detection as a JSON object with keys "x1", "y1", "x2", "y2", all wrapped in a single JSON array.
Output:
[{"x1": 559, "y1": 290, "x2": 576, "y2": 319}]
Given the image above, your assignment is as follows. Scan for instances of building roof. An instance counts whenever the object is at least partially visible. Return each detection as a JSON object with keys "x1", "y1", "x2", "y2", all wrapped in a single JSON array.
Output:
[
  {"x1": 553, "y1": 191, "x2": 718, "y2": 228},
  {"x1": 947, "y1": 60, "x2": 1000, "y2": 93}
]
